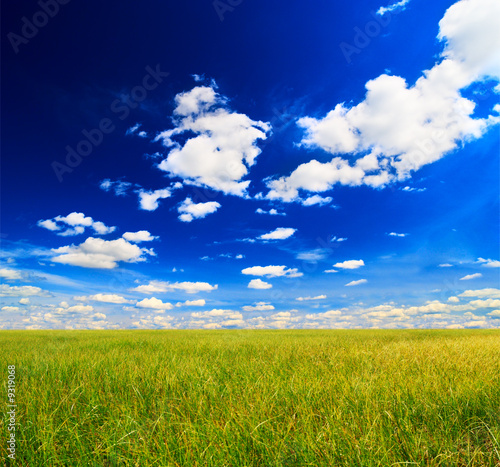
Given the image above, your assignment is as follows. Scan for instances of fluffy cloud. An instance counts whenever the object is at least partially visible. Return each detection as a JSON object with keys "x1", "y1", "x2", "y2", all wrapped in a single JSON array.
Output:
[
  {"x1": 155, "y1": 85, "x2": 271, "y2": 197},
  {"x1": 176, "y1": 299, "x2": 206, "y2": 307},
  {"x1": 138, "y1": 188, "x2": 172, "y2": 211},
  {"x1": 476, "y1": 258, "x2": 500, "y2": 268},
  {"x1": 0, "y1": 285, "x2": 47, "y2": 297},
  {"x1": 345, "y1": 279, "x2": 368, "y2": 286},
  {"x1": 1, "y1": 306, "x2": 20, "y2": 313},
  {"x1": 241, "y1": 265, "x2": 303, "y2": 278},
  {"x1": 191, "y1": 309, "x2": 243, "y2": 320},
  {"x1": 178, "y1": 197, "x2": 221, "y2": 222},
  {"x1": 388, "y1": 232, "x2": 408, "y2": 237},
  {"x1": 259, "y1": 227, "x2": 296, "y2": 241},
  {"x1": 136, "y1": 297, "x2": 174, "y2": 311},
  {"x1": 333, "y1": 259, "x2": 365, "y2": 269},
  {"x1": 256, "y1": 208, "x2": 286, "y2": 216},
  {"x1": 301, "y1": 195, "x2": 333, "y2": 206},
  {"x1": 38, "y1": 212, "x2": 116, "y2": 236},
  {"x1": 51, "y1": 237, "x2": 154, "y2": 269},
  {"x1": 459, "y1": 273, "x2": 482, "y2": 281},
  {"x1": 19, "y1": 298, "x2": 30, "y2": 305},
  {"x1": 265, "y1": 0, "x2": 500, "y2": 202},
  {"x1": 242, "y1": 302, "x2": 275, "y2": 312},
  {"x1": 248, "y1": 279, "x2": 272, "y2": 289},
  {"x1": 122, "y1": 231, "x2": 158, "y2": 242},
  {"x1": 131, "y1": 280, "x2": 218, "y2": 294},
  {"x1": 73, "y1": 294, "x2": 132, "y2": 304},
  {"x1": 0, "y1": 269, "x2": 22, "y2": 280},
  {"x1": 296, "y1": 295, "x2": 327, "y2": 301},
  {"x1": 458, "y1": 288, "x2": 500, "y2": 299}
]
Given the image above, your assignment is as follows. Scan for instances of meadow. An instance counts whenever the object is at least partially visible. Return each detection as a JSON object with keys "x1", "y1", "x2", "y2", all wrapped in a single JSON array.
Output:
[{"x1": 1, "y1": 329, "x2": 499, "y2": 466}]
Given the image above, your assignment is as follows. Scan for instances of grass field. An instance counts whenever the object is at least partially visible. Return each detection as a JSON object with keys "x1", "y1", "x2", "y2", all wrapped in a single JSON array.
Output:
[{"x1": 1, "y1": 329, "x2": 499, "y2": 466}]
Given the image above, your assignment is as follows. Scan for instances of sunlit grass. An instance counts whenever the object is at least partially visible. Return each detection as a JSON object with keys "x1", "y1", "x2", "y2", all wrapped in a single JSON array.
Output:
[{"x1": 1, "y1": 329, "x2": 499, "y2": 466}]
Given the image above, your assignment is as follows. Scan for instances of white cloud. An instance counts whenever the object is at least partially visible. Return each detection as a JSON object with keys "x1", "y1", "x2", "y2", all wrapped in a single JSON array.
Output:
[
  {"x1": 100, "y1": 179, "x2": 133, "y2": 196},
  {"x1": 73, "y1": 294, "x2": 132, "y2": 304},
  {"x1": 439, "y1": 263, "x2": 453, "y2": 267},
  {"x1": 242, "y1": 302, "x2": 275, "y2": 312},
  {"x1": 38, "y1": 212, "x2": 116, "y2": 236},
  {"x1": 459, "y1": 273, "x2": 483, "y2": 281},
  {"x1": 1, "y1": 306, "x2": 20, "y2": 312},
  {"x1": 136, "y1": 297, "x2": 174, "y2": 311},
  {"x1": 333, "y1": 259, "x2": 365, "y2": 269},
  {"x1": 459, "y1": 288, "x2": 500, "y2": 299},
  {"x1": 301, "y1": 195, "x2": 333, "y2": 206},
  {"x1": 345, "y1": 279, "x2": 368, "y2": 286},
  {"x1": 54, "y1": 304, "x2": 94, "y2": 314},
  {"x1": 19, "y1": 298, "x2": 30, "y2": 305},
  {"x1": 131, "y1": 280, "x2": 218, "y2": 294},
  {"x1": 256, "y1": 208, "x2": 286, "y2": 216},
  {"x1": 126, "y1": 123, "x2": 142, "y2": 135},
  {"x1": 296, "y1": 295, "x2": 327, "y2": 301},
  {"x1": 138, "y1": 188, "x2": 172, "y2": 211},
  {"x1": 324, "y1": 269, "x2": 338, "y2": 273},
  {"x1": 177, "y1": 299, "x2": 206, "y2": 307},
  {"x1": 487, "y1": 310, "x2": 500, "y2": 318},
  {"x1": 155, "y1": 85, "x2": 271, "y2": 197},
  {"x1": 266, "y1": 0, "x2": 500, "y2": 202},
  {"x1": 376, "y1": 0, "x2": 410, "y2": 16},
  {"x1": 297, "y1": 250, "x2": 328, "y2": 262},
  {"x1": 388, "y1": 232, "x2": 408, "y2": 237},
  {"x1": 259, "y1": 227, "x2": 296, "y2": 241},
  {"x1": 0, "y1": 285, "x2": 47, "y2": 297},
  {"x1": 122, "y1": 231, "x2": 158, "y2": 243},
  {"x1": 0, "y1": 269, "x2": 22, "y2": 280},
  {"x1": 248, "y1": 279, "x2": 272, "y2": 289},
  {"x1": 51, "y1": 237, "x2": 154, "y2": 269},
  {"x1": 476, "y1": 258, "x2": 500, "y2": 268},
  {"x1": 241, "y1": 265, "x2": 303, "y2": 278},
  {"x1": 191, "y1": 309, "x2": 243, "y2": 320},
  {"x1": 178, "y1": 197, "x2": 221, "y2": 222}
]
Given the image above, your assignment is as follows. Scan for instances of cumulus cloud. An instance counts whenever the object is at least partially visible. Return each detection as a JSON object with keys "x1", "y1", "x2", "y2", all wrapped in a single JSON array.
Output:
[
  {"x1": 51, "y1": 237, "x2": 155, "y2": 269},
  {"x1": 241, "y1": 265, "x2": 303, "y2": 278},
  {"x1": 19, "y1": 298, "x2": 30, "y2": 305},
  {"x1": 388, "y1": 232, "x2": 408, "y2": 237},
  {"x1": 242, "y1": 302, "x2": 275, "y2": 312},
  {"x1": 138, "y1": 188, "x2": 172, "y2": 211},
  {"x1": 458, "y1": 288, "x2": 500, "y2": 299},
  {"x1": 154, "y1": 85, "x2": 271, "y2": 197},
  {"x1": 345, "y1": 279, "x2": 368, "y2": 286},
  {"x1": 333, "y1": 259, "x2": 365, "y2": 269},
  {"x1": 37, "y1": 212, "x2": 116, "y2": 236},
  {"x1": 259, "y1": 227, "x2": 296, "y2": 241},
  {"x1": 459, "y1": 273, "x2": 483, "y2": 281},
  {"x1": 136, "y1": 297, "x2": 174, "y2": 311},
  {"x1": 256, "y1": 208, "x2": 286, "y2": 216},
  {"x1": 176, "y1": 299, "x2": 206, "y2": 307},
  {"x1": 265, "y1": 0, "x2": 500, "y2": 202},
  {"x1": 0, "y1": 285, "x2": 47, "y2": 297},
  {"x1": 131, "y1": 280, "x2": 218, "y2": 294},
  {"x1": 1, "y1": 306, "x2": 20, "y2": 312},
  {"x1": 296, "y1": 295, "x2": 327, "y2": 301},
  {"x1": 0, "y1": 269, "x2": 22, "y2": 280},
  {"x1": 73, "y1": 294, "x2": 132, "y2": 304},
  {"x1": 301, "y1": 195, "x2": 333, "y2": 206},
  {"x1": 248, "y1": 279, "x2": 272, "y2": 289},
  {"x1": 122, "y1": 231, "x2": 158, "y2": 242},
  {"x1": 178, "y1": 197, "x2": 221, "y2": 222},
  {"x1": 476, "y1": 258, "x2": 500, "y2": 268}
]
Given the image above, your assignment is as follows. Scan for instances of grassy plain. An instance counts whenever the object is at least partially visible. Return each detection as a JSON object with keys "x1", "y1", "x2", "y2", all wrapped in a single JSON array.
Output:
[{"x1": 1, "y1": 329, "x2": 499, "y2": 466}]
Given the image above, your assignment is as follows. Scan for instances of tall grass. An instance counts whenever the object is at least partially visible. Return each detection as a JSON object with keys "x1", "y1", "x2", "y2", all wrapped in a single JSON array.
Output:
[{"x1": 1, "y1": 329, "x2": 499, "y2": 466}]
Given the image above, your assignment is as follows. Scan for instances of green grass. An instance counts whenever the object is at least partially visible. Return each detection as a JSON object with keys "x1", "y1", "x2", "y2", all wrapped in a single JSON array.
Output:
[{"x1": 1, "y1": 329, "x2": 499, "y2": 466}]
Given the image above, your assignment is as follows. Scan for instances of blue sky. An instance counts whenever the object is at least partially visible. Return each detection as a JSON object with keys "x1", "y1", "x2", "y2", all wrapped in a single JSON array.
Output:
[{"x1": 1, "y1": 0, "x2": 499, "y2": 330}]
